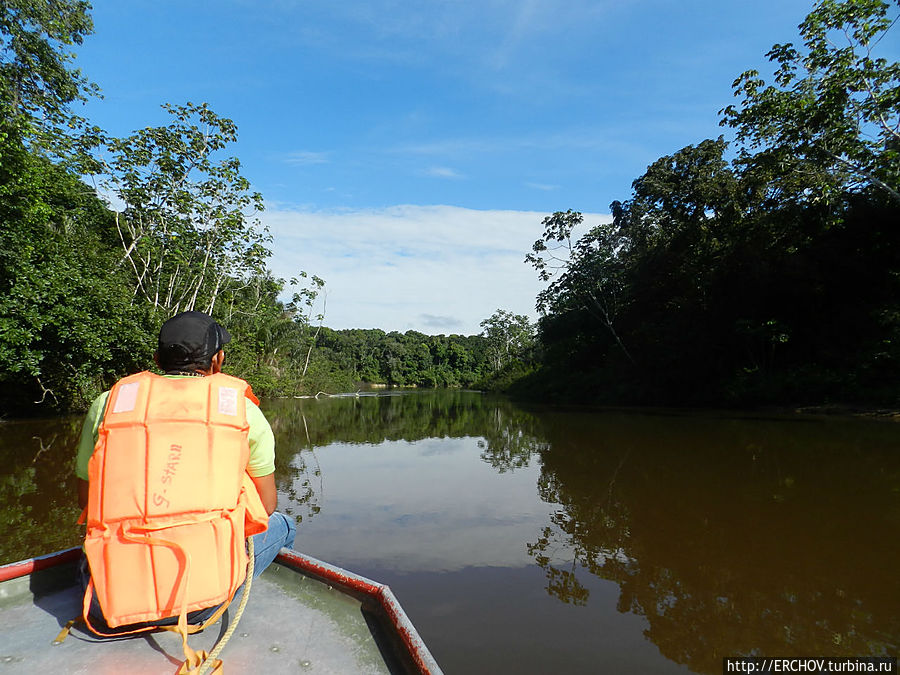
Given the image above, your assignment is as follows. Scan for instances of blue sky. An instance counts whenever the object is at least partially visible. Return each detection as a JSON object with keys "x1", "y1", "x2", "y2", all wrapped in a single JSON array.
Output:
[{"x1": 74, "y1": 0, "x2": 816, "y2": 335}]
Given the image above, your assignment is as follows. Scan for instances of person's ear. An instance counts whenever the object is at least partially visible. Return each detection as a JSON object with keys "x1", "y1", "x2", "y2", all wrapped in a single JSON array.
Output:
[
  {"x1": 211, "y1": 350, "x2": 225, "y2": 374},
  {"x1": 153, "y1": 351, "x2": 161, "y2": 369}
]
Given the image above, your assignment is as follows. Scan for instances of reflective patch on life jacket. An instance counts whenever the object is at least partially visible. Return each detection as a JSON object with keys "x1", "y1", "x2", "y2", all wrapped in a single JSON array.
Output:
[
  {"x1": 218, "y1": 387, "x2": 238, "y2": 416},
  {"x1": 111, "y1": 382, "x2": 140, "y2": 413}
]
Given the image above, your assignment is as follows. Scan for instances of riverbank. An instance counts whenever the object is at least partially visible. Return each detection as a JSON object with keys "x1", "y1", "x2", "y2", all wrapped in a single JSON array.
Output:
[{"x1": 788, "y1": 404, "x2": 900, "y2": 420}]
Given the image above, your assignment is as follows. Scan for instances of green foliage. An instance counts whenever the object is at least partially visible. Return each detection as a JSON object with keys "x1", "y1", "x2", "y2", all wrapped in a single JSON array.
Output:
[
  {"x1": 10, "y1": 0, "x2": 895, "y2": 416},
  {"x1": 0, "y1": 2, "x2": 338, "y2": 413},
  {"x1": 524, "y1": 137, "x2": 900, "y2": 405},
  {"x1": 0, "y1": 147, "x2": 155, "y2": 413},
  {"x1": 721, "y1": 0, "x2": 900, "y2": 203},
  {"x1": 0, "y1": 0, "x2": 151, "y2": 414},
  {"x1": 519, "y1": 0, "x2": 900, "y2": 407},
  {"x1": 307, "y1": 327, "x2": 491, "y2": 390},
  {"x1": 478, "y1": 309, "x2": 536, "y2": 374},
  {"x1": 0, "y1": 0, "x2": 95, "y2": 114},
  {"x1": 102, "y1": 102, "x2": 270, "y2": 316},
  {"x1": 474, "y1": 358, "x2": 537, "y2": 393},
  {"x1": 0, "y1": 0, "x2": 101, "y2": 165}
]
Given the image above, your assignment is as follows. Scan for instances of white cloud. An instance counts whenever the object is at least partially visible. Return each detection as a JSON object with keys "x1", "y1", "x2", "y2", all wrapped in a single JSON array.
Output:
[
  {"x1": 283, "y1": 151, "x2": 330, "y2": 165},
  {"x1": 420, "y1": 314, "x2": 465, "y2": 330},
  {"x1": 423, "y1": 166, "x2": 465, "y2": 179},
  {"x1": 262, "y1": 203, "x2": 611, "y2": 335},
  {"x1": 391, "y1": 128, "x2": 645, "y2": 160},
  {"x1": 525, "y1": 181, "x2": 559, "y2": 191}
]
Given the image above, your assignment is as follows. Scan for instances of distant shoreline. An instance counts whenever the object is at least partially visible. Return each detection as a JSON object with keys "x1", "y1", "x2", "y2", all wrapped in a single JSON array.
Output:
[{"x1": 786, "y1": 404, "x2": 900, "y2": 420}]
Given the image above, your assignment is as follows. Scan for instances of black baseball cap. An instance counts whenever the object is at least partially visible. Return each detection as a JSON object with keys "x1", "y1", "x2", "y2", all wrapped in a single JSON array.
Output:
[{"x1": 157, "y1": 311, "x2": 231, "y2": 368}]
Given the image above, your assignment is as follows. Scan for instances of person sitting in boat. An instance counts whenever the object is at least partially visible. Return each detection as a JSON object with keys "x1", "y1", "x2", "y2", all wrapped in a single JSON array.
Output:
[{"x1": 74, "y1": 310, "x2": 296, "y2": 646}]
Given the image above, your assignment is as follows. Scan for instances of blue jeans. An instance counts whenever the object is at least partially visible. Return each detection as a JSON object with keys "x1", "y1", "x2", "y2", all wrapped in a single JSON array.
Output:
[
  {"x1": 81, "y1": 512, "x2": 297, "y2": 631},
  {"x1": 184, "y1": 511, "x2": 297, "y2": 623},
  {"x1": 248, "y1": 511, "x2": 297, "y2": 580}
]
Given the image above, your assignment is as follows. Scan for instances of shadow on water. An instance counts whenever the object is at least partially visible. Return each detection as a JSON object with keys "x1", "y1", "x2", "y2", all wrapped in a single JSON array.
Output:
[{"x1": 526, "y1": 410, "x2": 900, "y2": 673}]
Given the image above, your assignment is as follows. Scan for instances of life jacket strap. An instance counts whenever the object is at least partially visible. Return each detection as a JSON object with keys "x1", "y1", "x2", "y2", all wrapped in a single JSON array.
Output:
[
  {"x1": 72, "y1": 541, "x2": 242, "y2": 674},
  {"x1": 80, "y1": 578, "x2": 161, "y2": 639},
  {"x1": 52, "y1": 619, "x2": 79, "y2": 645}
]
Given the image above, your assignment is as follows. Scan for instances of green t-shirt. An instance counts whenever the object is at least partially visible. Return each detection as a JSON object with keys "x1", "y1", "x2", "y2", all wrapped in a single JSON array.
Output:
[{"x1": 75, "y1": 376, "x2": 276, "y2": 481}]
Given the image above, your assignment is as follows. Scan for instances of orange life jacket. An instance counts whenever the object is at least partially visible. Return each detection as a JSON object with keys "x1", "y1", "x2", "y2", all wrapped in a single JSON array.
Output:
[{"x1": 83, "y1": 371, "x2": 269, "y2": 628}]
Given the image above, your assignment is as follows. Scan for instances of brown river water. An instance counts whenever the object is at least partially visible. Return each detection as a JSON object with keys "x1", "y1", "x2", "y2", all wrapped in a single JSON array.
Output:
[{"x1": 1, "y1": 390, "x2": 898, "y2": 674}]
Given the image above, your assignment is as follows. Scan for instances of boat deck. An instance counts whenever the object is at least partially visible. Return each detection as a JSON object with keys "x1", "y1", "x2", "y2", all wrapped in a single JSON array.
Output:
[{"x1": 0, "y1": 555, "x2": 414, "y2": 674}]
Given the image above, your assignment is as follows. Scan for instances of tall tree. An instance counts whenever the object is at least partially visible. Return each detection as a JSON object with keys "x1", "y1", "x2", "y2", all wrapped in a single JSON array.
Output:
[
  {"x1": 286, "y1": 271, "x2": 326, "y2": 384},
  {"x1": 479, "y1": 309, "x2": 534, "y2": 372},
  {"x1": 0, "y1": 0, "x2": 100, "y2": 162},
  {"x1": 527, "y1": 210, "x2": 633, "y2": 364},
  {"x1": 103, "y1": 102, "x2": 270, "y2": 315},
  {"x1": 720, "y1": 0, "x2": 900, "y2": 203}
]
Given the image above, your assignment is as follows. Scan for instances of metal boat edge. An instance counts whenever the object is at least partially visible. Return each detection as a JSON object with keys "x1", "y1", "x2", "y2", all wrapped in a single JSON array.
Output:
[
  {"x1": 0, "y1": 547, "x2": 443, "y2": 675},
  {"x1": 274, "y1": 548, "x2": 442, "y2": 675}
]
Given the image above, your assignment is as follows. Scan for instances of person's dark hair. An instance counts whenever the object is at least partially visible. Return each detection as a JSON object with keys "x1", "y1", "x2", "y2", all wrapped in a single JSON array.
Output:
[
  {"x1": 157, "y1": 353, "x2": 214, "y2": 373},
  {"x1": 157, "y1": 311, "x2": 231, "y2": 373}
]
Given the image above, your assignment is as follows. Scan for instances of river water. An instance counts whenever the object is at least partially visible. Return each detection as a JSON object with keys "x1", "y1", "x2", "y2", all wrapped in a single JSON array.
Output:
[{"x1": 1, "y1": 390, "x2": 898, "y2": 673}]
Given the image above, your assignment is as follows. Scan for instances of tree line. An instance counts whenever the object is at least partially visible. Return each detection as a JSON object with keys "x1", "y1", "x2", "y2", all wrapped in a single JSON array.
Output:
[
  {"x1": 514, "y1": 0, "x2": 900, "y2": 407},
  {"x1": 7, "y1": 0, "x2": 890, "y2": 414},
  {"x1": 0, "y1": 2, "x2": 541, "y2": 415},
  {"x1": 286, "y1": 312, "x2": 536, "y2": 394}
]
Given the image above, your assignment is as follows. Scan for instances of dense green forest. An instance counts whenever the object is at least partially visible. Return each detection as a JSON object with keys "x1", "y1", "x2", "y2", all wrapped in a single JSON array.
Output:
[
  {"x1": 514, "y1": 0, "x2": 900, "y2": 406},
  {"x1": 2, "y1": 0, "x2": 898, "y2": 415}
]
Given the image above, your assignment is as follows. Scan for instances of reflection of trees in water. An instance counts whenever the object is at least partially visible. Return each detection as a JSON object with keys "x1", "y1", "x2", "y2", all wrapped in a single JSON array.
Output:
[
  {"x1": 477, "y1": 406, "x2": 549, "y2": 473},
  {"x1": 0, "y1": 418, "x2": 84, "y2": 563},
  {"x1": 528, "y1": 448, "x2": 632, "y2": 607},
  {"x1": 526, "y1": 413, "x2": 900, "y2": 674},
  {"x1": 264, "y1": 390, "x2": 532, "y2": 446},
  {"x1": 13, "y1": 396, "x2": 897, "y2": 675},
  {"x1": 0, "y1": 391, "x2": 550, "y2": 559},
  {"x1": 262, "y1": 390, "x2": 549, "y2": 521},
  {"x1": 280, "y1": 444, "x2": 324, "y2": 525}
]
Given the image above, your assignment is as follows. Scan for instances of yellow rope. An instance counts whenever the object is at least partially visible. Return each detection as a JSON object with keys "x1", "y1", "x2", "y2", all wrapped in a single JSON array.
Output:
[{"x1": 195, "y1": 536, "x2": 256, "y2": 675}]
